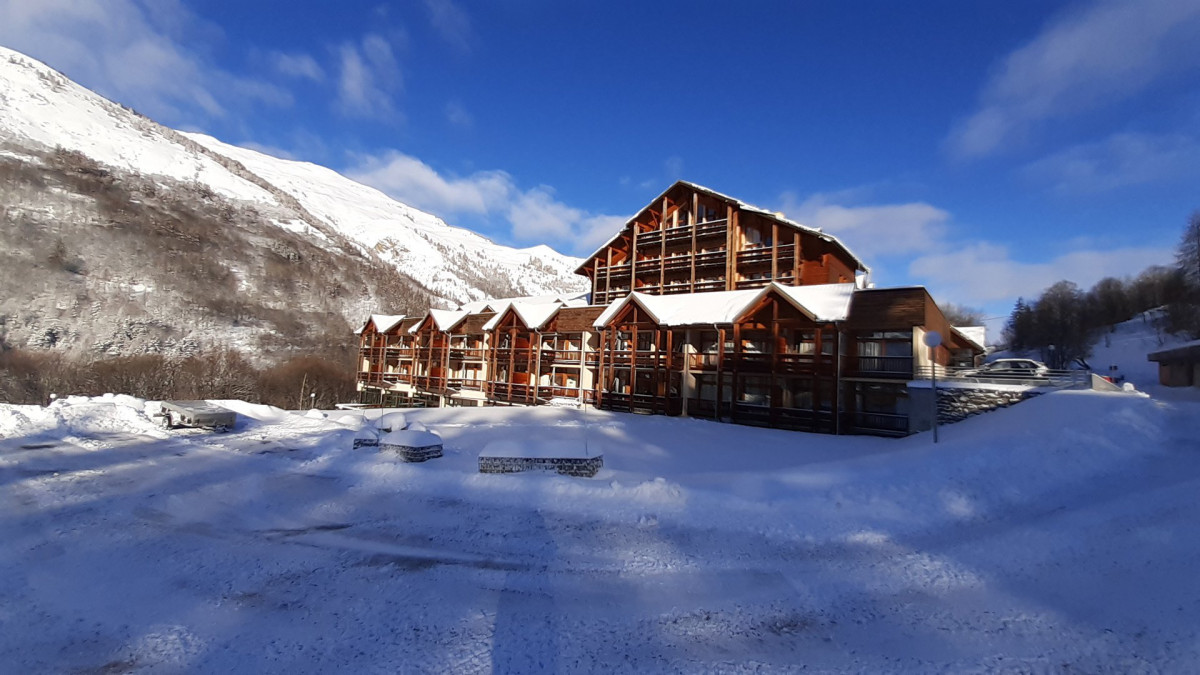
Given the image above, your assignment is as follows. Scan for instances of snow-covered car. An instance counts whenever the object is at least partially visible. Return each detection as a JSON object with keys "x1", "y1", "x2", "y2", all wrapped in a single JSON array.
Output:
[{"x1": 959, "y1": 358, "x2": 1049, "y2": 379}]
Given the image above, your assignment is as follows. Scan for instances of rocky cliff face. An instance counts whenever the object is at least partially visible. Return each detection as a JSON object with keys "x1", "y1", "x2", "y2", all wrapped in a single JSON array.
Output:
[{"x1": 0, "y1": 47, "x2": 586, "y2": 358}]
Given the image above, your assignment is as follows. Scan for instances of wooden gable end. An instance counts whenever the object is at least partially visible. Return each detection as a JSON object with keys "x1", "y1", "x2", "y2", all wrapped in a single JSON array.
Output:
[
  {"x1": 548, "y1": 306, "x2": 604, "y2": 333},
  {"x1": 609, "y1": 299, "x2": 659, "y2": 328},
  {"x1": 737, "y1": 290, "x2": 815, "y2": 330},
  {"x1": 459, "y1": 312, "x2": 495, "y2": 335},
  {"x1": 844, "y1": 288, "x2": 927, "y2": 330},
  {"x1": 412, "y1": 315, "x2": 438, "y2": 334},
  {"x1": 491, "y1": 307, "x2": 528, "y2": 332}
]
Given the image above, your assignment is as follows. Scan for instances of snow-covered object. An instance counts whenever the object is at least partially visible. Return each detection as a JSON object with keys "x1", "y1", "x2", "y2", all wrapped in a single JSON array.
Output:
[
  {"x1": 357, "y1": 314, "x2": 406, "y2": 335},
  {"x1": 375, "y1": 412, "x2": 408, "y2": 433},
  {"x1": 0, "y1": 46, "x2": 586, "y2": 308},
  {"x1": 482, "y1": 301, "x2": 565, "y2": 331},
  {"x1": 353, "y1": 427, "x2": 380, "y2": 449},
  {"x1": 953, "y1": 325, "x2": 987, "y2": 351},
  {"x1": 478, "y1": 439, "x2": 602, "y2": 476},
  {"x1": 182, "y1": 133, "x2": 586, "y2": 304},
  {"x1": 379, "y1": 429, "x2": 443, "y2": 462},
  {"x1": 4, "y1": 385, "x2": 1200, "y2": 671},
  {"x1": 407, "y1": 421, "x2": 428, "y2": 432},
  {"x1": 303, "y1": 409, "x2": 326, "y2": 420},
  {"x1": 594, "y1": 282, "x2": 856, "y2": 327}
]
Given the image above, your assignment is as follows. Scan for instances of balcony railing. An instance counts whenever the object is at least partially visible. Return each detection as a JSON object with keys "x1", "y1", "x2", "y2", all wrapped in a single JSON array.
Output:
[
  {"x1": 695, "y1": 218, "x2": 728, "y2": 237},
  {"x1": 554, "y1": 350, "x2": 583, "y2": 364},
  {"x1": 852, "y1": 356, "x2": 915, "y2": 378},
  {"x1": 446, "y1": 378, "x2": 485, "y2": 391},
  {"x1": 848, "y1": 411, "x2": 909, "y2": 435},
  {"x1": 734, "y1": 278, "x2": 772, "y2": 290}
]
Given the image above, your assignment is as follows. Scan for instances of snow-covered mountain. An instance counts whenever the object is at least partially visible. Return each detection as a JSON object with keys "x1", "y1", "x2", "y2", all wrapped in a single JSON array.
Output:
[{"x1": 0, "y1": 46, "x2": 585, "y2": 356}]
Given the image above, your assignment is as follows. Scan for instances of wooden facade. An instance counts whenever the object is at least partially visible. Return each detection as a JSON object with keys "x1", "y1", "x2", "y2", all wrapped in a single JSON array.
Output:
[
  {"x1": 356, "y1": 183, "x2": 984, "y2": 435},
  {"x1": 576, "y1": 181, "x2": 867, "y2": 306}
]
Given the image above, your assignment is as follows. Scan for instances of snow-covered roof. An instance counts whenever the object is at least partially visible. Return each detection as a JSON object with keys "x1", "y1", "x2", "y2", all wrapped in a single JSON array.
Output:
[
  {"x1": 379, "y1": 429, "x2": 442, "y2": 448},
  {"x1": 952, "y1": 326, "x2": 987, "y2": 352},
  {"x1": 409, "y1": 309, "x2": 468, "y2": 333},
  {"x1": 356, "y1": 314, "x2": 405, "y2": 335},
  {"x1": 457, "y1": 291, "x2": 589, "y2": 313},
  {"x1": 593, "y1": 282, "x2": 856, "y2": 328},
  {"x1": 771, "y1": 283, "x2": 856, "y2": 322},
  {"x1": 574, "y1": 180, "x2": 870, "y2": 275},
  {"x1": 483, "y1": 301, "x2": 565, "y2": 331}
]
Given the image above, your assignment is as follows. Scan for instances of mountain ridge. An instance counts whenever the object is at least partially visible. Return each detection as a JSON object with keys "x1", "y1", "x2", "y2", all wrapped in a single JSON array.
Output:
[{"x1": 0, "y1": 46, "x2": 586, "y2": 358}]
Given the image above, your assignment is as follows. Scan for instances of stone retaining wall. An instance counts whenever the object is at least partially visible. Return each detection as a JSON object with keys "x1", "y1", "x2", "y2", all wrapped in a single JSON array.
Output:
[
  {"x1": 479, "y1": 455, "x2": 603, "y2": 477},
  {"x1": 379, "y1": 443, "x2": 443, "y2": 462},
  {"x1": 935, "y1": 388, "x2": 1041, "y2": 424}
]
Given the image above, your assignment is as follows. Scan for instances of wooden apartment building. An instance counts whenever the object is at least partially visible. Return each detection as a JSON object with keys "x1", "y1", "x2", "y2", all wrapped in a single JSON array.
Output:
[{"x1": 356, "y1": 181, "x2": 984, "y2": 435}]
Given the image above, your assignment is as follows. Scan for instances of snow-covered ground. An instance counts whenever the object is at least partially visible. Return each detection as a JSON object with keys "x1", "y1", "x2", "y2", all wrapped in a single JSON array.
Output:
[{"x1": 2, "y1": 384, "x2": 1199, "y2": 673}]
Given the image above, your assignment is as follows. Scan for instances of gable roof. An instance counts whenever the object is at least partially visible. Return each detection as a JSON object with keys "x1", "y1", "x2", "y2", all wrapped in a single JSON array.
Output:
[
  {"x1": 575, "y1": 180, "x2": 869, "y2": 275},
  {"x1": 409, "y1": 309, "x2": 469, "y2": 334},
  {"x1": 951, "y1": 326, "x2": 987, "y2": 351},
  {"x1": 457, "y1": 290, "x2": 589, "y2": 313},
  {"x1": 482, "y1": 301, "x2": 564, "y2": 331},
  {"x1": 593, "y1": 282, "x2": 856, "y2": 328},
  {"x1": 356, "y1": 314, "x2": 405, "y2": 335}
]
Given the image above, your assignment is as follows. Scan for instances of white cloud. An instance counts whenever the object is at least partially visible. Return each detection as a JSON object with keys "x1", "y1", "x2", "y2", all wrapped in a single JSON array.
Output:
[
  {"x1": 270, "y1": 51, "x2": 324, "y2": 82},
  {"x1": 778, "y1": 187, "x2": 1174, "y2": 314},
  {"x1": 779, "y1": 191, "x2": 950, "y2": 260},
  {"x1": 0, "y1": 0, "x2": 290, "y2": 122},
  {"x1": 947, "y1": 0, "x2": 1200, "y2": 158},
  {"x1": 908, "y1": 242, "x2": 1174, "y2": 305},
  {"x1": 336, "y1": 34, "x2": 402, "y2": 118},
  {"x1": 346, "y1": 150, "x2": 625, "y2": 253},
  {"x1": 506, "y1": 188, "x2": 582, "y2": 241},
  {"x1": 423, "y1": 0, "x2": 472, "y2": 52},
  {"x1": 1023, "y1": 131, "x2": 1200, "y2": 194},
  {"x1": 445, "y1": 100, "x2": 473, "y2": 128},
  {"x1": 346, "y1": 150, "x2": 511, "y2": 215}
]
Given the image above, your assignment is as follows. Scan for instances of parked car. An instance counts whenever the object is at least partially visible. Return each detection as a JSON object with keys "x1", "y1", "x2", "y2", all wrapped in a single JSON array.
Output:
[{"x1": 959, "y1": 358, "x2": 1050, "y2": 379}]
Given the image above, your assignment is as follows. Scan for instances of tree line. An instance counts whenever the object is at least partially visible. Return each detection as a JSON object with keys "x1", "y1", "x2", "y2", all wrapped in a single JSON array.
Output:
[
  {"x1": 1002, "y1": 211, "x2": 1200, "y2": 369},
  {"x1": 0, "y1": 347, "x2": 357, "y2": 410}
]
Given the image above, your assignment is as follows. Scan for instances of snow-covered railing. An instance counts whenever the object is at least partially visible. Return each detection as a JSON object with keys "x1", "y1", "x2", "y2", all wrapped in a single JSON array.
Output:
[{"x1": 914, "y1": 366, "x2": 1089, "y2": 388}]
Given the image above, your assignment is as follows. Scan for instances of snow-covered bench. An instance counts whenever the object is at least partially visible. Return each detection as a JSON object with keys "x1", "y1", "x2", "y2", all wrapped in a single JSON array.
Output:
[{"x1": 478, "y1": 440, "x2": 602, "y2": 477}]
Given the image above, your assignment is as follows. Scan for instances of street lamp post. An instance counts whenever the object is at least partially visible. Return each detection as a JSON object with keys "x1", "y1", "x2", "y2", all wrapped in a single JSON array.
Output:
[
  {"x1": 923, "y1": 331, "x2": 943, "y2": 443},
  {"x1": 310, "y1": 392, "x2": 316, "y2": 410}
]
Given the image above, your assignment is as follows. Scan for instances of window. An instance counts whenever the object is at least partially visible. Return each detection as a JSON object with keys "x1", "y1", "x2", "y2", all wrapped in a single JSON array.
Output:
[
  {"x1": 740, "y1": 376, "x2": 771, "y2": 406},
  {"x1": 636, "y1": 331, "x2": 656, "y2": 352},
  {"x1": 781, "y1": 378, "x2": 813, "y2": 409},
  {"x1": 856, "y1": 330, "x2": 913, "y2": 373}
]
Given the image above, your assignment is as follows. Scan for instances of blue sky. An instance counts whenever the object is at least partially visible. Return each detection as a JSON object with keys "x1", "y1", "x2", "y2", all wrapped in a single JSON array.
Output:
[{"x1": 2, "y1": 0, "x2": 1198, "y2": 330}]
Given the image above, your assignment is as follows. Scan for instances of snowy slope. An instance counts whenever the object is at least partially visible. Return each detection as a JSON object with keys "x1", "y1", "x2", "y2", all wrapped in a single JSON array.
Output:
[
  {"x1": 0, "y1": 45, "x2": 585, "y2": 307},
  {"x1": 0, "y1": 47, "x2": 276, "y2": 204},
  {"x1": 2, "y1": 387, "x2": 1199, "y2": 672},
  {"x1": 183, "y1": 132, "x2": 585, "y2": 302}
]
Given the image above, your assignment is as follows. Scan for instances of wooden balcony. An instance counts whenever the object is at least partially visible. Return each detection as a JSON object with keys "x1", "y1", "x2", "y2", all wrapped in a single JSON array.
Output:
[
  {"x1": 598, "y1": 392, "x2": 664, "y2": 414},
  {"x1": 694, "y1": 250, "x2": 726, "y2": 267},
  {"x1": 488, "y1": 382, "x2": 554, "y2": 403},
  {"x1": 694, "y1": 218, "x2": 728, "y2": 238},
  {"x1": 553, "y1": 349, "x2": 583, "y2": 364},
  {"x1": 734, "y1": 278, "x2": 772, "y2": 290},
  {"x1": 850, "y1": 356, "x2": 914, "y2": 378},
  {"x1": 449, "y1": 348, "x2": 485, "y2": 361},
  {"x1": 447, "y1": 378, "x2": 485, "y2": 391},
  {"x1": 848, "y1": 411, "x2": 909, "y2": 436}
]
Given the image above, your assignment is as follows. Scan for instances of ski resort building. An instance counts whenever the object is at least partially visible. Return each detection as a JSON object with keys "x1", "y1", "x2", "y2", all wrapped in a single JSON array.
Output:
[{"x1": 356, "y1": 181, "x2": 985, "y2": 436}]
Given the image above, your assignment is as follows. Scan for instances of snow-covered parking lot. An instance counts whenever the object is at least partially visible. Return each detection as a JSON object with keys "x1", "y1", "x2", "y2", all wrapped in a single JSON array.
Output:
[{"x1": 2, "y1": 390, "x2": 1200, "y2": 672}]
